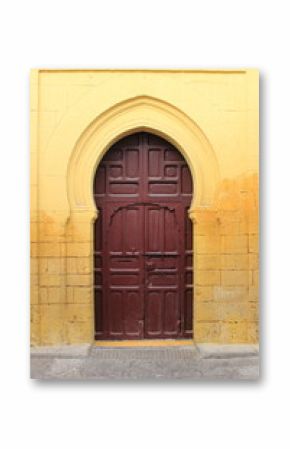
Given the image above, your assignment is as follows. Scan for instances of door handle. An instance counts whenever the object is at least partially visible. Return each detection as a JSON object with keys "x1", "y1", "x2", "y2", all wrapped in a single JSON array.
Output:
[{"x1": 145, "y1": 261, "x2": 155, "y2": 271}]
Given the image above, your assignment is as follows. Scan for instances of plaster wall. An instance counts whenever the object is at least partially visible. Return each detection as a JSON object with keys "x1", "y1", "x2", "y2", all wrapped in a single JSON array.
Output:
[{"x1": 30, "y1": 69, "x2": 259, "y2": 346}]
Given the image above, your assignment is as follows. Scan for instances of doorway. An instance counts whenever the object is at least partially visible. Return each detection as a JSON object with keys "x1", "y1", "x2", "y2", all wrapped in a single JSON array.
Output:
[{"x1": 93, "y1": 132, "x2": 193, "y2": 339}]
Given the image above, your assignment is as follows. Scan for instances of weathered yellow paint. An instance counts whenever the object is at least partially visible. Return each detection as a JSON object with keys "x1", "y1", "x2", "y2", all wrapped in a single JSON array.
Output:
[{"x1": 30, "y1": 69, "x2": 259, "y2": 346}]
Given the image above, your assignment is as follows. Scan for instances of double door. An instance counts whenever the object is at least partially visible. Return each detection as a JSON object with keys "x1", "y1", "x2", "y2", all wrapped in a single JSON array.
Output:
[{"x1": 94, "y1": 132, "x2": 193, "y2": 339}]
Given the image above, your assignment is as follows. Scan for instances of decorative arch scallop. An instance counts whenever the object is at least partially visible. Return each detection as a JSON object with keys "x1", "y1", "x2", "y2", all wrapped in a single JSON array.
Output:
[{"x1": 66, "y1": 95, "x2": 220, "y2": 343}]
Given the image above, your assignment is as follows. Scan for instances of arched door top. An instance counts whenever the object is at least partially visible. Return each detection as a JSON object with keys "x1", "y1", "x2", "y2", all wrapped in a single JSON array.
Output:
[{"x1": 67, "y1": 95, "x2": 220, "y2": 220}]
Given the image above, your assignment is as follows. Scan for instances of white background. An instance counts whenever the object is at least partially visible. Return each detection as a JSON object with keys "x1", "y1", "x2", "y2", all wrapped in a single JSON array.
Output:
[{"x1": 0, "y1": 0, "x2": 289, "y2": 448}]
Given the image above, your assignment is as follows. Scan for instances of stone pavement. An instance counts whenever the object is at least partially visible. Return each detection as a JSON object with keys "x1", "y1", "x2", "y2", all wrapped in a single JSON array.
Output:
[{"x1": 30, "y1": 343, "x2": 259, "y2": 381}]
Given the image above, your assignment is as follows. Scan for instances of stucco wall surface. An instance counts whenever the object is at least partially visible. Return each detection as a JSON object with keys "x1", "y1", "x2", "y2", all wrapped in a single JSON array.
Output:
[{"x1": 30, "y1": 69, "x2": 259, "y2": 346}]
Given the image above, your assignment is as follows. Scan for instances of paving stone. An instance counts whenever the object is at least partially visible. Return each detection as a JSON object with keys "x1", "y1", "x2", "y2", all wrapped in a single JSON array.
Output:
[
  {"x1": 48, "y1": 358, "x2": 85, "y2": 380},
  {"x1": 31, "y1": 344, "x2": 91, "y2": 358},
  {"x1": 30, "y1": 358, "x2": 54, "y2": 379},
  {"x1": 197, "y1": 343, "x2": 259, "y2": 358},
  {"x1": 30, "y1": 345, "x2": 259, "y2": 380}
]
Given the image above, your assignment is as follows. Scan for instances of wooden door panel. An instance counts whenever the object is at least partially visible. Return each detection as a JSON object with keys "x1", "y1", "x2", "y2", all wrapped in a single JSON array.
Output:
[
  {"x1": 146, "y1": 207, "x2": 164, "y2": 252},
  {"x1": 105, "y1": 204, "x2": 143, "y2": 339},
  {"x1": 123, "y1": 291, "x2": 144, "y2": 336},
  {"x1": 93, "y1": 132, "x2": 193, "y2": 340},
  {"x1": 145, "y1": 291, "x2": 163, "y2": 337},
  {"x1": 144, "y1": 204, "x2": 181, "y2": 338},
  {"x1": 125, "y1": 149, "x2": 139, "y2": 177},
  {"x1": 147, "y1": 273, "x2": 178, "y2": 287},
  {"x1": 164, "y1": 208, "x2": 178, "y2": 252},
  {"x1": 163, "y1": 291, "x2": 179, "y2": 336},
  {"x1": 109, "y1": 291, "x2": 123, "y2": 335}
]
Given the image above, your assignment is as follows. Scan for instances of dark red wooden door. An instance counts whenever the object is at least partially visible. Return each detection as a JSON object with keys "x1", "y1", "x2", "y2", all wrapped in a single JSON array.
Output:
[{"x1": 94, "y1": 132, "x2": 193, "y2": 340}]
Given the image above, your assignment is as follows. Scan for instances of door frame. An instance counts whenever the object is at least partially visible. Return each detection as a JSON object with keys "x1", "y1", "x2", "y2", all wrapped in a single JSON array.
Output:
[{"x1": 66, "y1": 95, "x2": 220, "y2": 345}]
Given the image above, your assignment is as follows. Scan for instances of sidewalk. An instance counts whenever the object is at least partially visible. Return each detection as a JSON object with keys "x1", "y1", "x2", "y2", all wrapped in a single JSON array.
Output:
[{"x1": 30, "y1": 343, "x2": 259, "y2": 381}]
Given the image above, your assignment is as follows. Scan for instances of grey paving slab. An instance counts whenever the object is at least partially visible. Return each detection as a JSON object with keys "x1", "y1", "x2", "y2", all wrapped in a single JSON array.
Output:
[
  {"x1": 196, "y1": 343, "x2": 259, "y2": 358},
  {"x1": 46, "y1": 358, "x2": 86, "y2": 380},
  {"x1": 30, "y1": 344, "x2": 91, "y2": 358},
  {"x1": 30, "y1": 358, "x2": 55, "y2": 378},
  {"x1": 30, "y1": 344, "x2": 259, "y2": 381}
]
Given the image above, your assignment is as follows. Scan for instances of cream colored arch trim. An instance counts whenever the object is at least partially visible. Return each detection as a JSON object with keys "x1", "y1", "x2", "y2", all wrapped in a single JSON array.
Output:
[{"x1": 67, "y1": 95, "x2": 220, "y2": 220}]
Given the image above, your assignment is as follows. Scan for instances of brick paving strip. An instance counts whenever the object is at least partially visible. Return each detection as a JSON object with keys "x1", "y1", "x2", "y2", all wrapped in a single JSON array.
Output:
[{"x1": 30, "y1": 344, "x2": 259, "y2": 381}]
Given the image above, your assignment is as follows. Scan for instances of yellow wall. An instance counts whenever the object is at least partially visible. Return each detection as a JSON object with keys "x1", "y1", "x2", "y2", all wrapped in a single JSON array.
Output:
[{"x1": 30, "y1": 69, "x2": 259, "y2": 346}]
